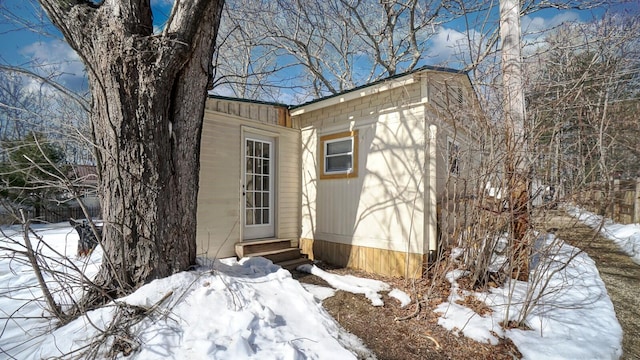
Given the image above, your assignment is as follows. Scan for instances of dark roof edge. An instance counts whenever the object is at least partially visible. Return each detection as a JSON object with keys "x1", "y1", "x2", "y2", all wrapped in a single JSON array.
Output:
[
  {"x1": 207, "y1": 94, "x2": 290, "y2": 108},
  {"x1": 289, "y1": 65, "x2": 467, "y2": 110}
]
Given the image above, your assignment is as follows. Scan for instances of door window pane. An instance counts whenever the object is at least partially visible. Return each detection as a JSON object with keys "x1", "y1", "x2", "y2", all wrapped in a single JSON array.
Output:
[
  {"x1": 246, "y1": 140, "x2": 254, "y2": 156},
  {"x1": 255, "y1": 175, "x2": 262, "y2": 190},
  {"x1": 255, "y1": 142, "x2": 262, "y2": 157},
  {"x1": 246, "y1": 191, "x2": 254, "y2": 208},
  {"x1": 246, "y1": 158, "x2": 253, "y2": 174},
  {"x1": 245, "y1": 210, "x2": 254, "y2": 225}
]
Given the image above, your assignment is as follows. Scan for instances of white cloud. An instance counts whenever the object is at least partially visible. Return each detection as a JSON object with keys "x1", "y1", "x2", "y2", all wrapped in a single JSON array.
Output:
[
  {"x1": 522, "y1": 11, "x2": 580, "y2": 35},
  {"x1": 20, "y1": 39, "x2": 87, "y2": 91},
  {"x1": 521, "y1": 12, "x2": 582, "y2": 54},
  {"x1": 426, "y1": 27, "x2": 469, "y2": 66},
  {"x1": 426, "y1": 26, "x2": 486, "y2": 69}
]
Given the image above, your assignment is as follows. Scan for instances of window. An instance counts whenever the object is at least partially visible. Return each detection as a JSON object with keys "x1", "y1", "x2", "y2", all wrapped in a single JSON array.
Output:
[
  {"x1": 320, "y1": 130, "x2": 358, "y2": 179},
  {"x1": 448, "y1": 139, "x2": 461, "y2": 175}
]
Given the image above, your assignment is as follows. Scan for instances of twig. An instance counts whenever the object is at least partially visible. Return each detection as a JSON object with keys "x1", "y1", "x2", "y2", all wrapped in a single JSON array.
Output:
[
  {"x1": 417, "y1": 333, "x2": 442, "y2": 349},
  {"x1": 394, "y1": 299, "x2": 427, "y2": 321},
  {"x1": 19, "y1": 210, "x2": 66, "y2": 323}
]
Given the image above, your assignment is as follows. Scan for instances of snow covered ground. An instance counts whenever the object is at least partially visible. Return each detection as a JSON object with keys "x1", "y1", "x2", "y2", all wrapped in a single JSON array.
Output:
[
  {"x1": 0, "y1": 221, "x2": 625, "y2": 359},
  {"x1": 0, "y1": 223, "x2": 374, "y2": 359},
  {"x1": 436, "y1": 233, "x2": 622, "y2": 359},
  {"x1": 568, "y1": 206, "x2": 640, "y2": 265}
]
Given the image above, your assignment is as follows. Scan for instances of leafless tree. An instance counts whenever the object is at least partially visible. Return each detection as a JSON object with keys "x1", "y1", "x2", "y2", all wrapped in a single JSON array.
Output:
[
  {"x1": 213, "y1": 0, "x2": 449, "y2": 102},
  {"x1": 528, "y1": 14, "x2": 640, "y2": 189}
]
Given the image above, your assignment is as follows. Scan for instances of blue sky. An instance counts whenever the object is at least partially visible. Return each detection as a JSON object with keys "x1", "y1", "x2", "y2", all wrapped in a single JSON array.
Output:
[{"x1": 0, "y1": 0, "x2": 636, "y2": 94}]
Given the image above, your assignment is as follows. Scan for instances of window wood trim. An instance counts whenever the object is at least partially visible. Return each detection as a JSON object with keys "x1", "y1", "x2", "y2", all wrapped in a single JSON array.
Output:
[{"x1": 319, "y1": 130, "x2": 359, "y2": 180}]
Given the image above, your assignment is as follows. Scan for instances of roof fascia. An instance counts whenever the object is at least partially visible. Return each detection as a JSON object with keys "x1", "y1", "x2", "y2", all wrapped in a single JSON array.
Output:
[{"x1": 290, "y1": 75, "x2": 417, "y2": 116}]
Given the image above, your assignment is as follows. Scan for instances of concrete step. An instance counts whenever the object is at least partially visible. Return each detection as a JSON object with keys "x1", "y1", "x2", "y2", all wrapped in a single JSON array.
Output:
[
  {"x1": 247, "y1": 247, "x2": 302, "y2": 264},
  {"x1": 277, "y1": 258, "x2": 313, "y2": 272},
  {"x1": 235, "y1": 238, "x2": 292, "y2": 258}
]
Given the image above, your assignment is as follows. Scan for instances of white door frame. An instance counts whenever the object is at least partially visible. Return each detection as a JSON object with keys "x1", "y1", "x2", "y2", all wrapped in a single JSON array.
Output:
[{"x1": 242, "y1": 130, "x2": 276, "y2": 240}]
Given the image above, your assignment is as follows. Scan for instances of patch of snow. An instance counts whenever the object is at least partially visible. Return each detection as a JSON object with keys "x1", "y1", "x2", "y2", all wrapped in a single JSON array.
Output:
[
  {"x1": 568, "y1": 206, "x2": 640, "y2": 264},
  {"x1": 388, "y1": 288, "x2": 411, "y2": 308},
  {"x1": 302, "y1": 283, "x2": 336, "y2": 302},
  {"x1": 450, "y1": 247, "x2": 464, "y2": 260},
  {"x1": 297, "y1": 264, "x2": 390, "y2": 306}
]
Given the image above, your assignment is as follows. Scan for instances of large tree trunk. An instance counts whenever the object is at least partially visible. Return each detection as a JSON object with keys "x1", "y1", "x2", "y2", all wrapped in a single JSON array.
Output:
[{"x1": 38, "y1": 0, "x2": 225, "y2": 305}]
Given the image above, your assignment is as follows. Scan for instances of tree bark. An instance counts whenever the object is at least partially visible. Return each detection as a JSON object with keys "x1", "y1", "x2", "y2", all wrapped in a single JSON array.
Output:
[{"x1": 38, "y1": 0, "x2": 225, "y2": 305}]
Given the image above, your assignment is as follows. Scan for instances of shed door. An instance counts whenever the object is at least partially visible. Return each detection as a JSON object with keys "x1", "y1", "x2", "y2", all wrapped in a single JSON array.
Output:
[{"x1": 242, "y1": 135, "x2": 275, "y2": 239}]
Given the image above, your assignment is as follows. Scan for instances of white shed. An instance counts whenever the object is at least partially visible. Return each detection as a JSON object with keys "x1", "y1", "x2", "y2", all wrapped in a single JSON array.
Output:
[
  {"x1": 291, "y1": 66, "x2": 481, "y2": 278},
  {"x1": 196, "y1": 66, "x2": 482, "y2": 278}
]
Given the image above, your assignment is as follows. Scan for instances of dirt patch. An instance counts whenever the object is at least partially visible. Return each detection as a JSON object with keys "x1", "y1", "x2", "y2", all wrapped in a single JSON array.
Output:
[
  {"x1": 293, "y1": 266, "x2": 521, "y2": 360},
  {"x1": 541, "y1": 210, "x2": 640, "y2": 360}
]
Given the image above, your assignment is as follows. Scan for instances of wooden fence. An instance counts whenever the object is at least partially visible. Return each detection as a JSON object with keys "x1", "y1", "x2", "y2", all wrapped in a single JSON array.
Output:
[{"x1": 576, "y1": 178, "x2": 640, "y2": 224}]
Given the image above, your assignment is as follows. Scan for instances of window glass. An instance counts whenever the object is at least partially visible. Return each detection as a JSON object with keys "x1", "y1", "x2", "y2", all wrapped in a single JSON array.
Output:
[
  {"x1": 326, "y1": 155, "x2": 352, "y2": 172},
  {"x1": 246, "y1": 140, "x2": 253, "y2": 156},
  {"x1": 327, "y1": 139, "x2": 352, "y2": 155},
  {"x1": 246, "y1": 158, "x2": 253, "y2": 174},
  {"x1": 255, "y1": 175, "x2": 262, "y2": 190}
]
